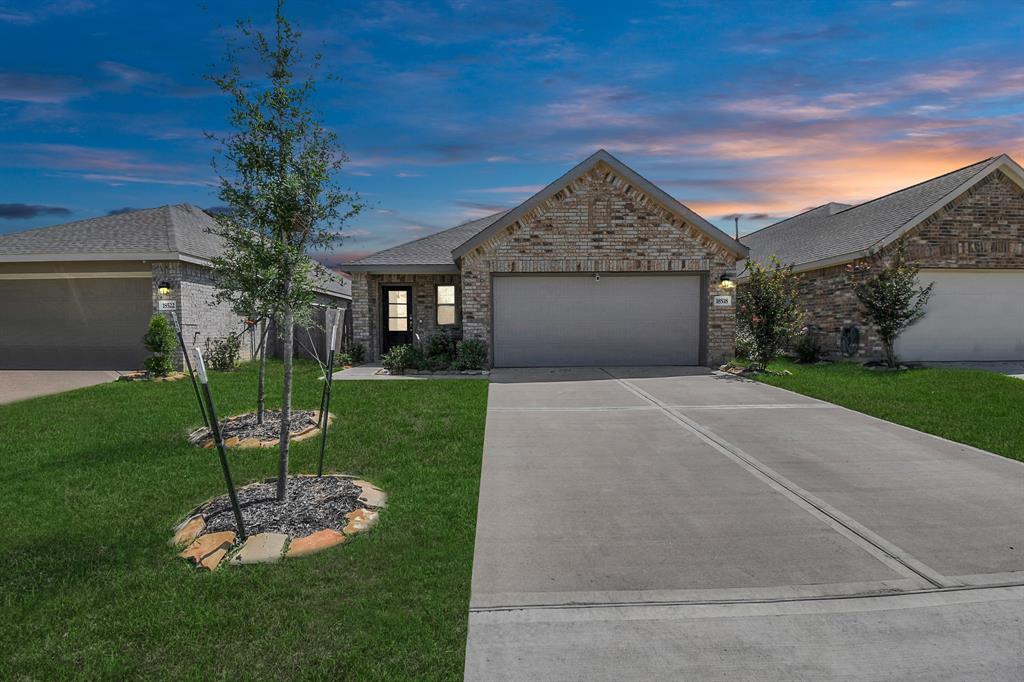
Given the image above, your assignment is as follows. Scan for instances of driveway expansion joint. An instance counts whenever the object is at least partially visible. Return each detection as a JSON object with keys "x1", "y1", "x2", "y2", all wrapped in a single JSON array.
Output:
[{"x1": 601, "y1": 368, "x2": 955, "y2": 590}]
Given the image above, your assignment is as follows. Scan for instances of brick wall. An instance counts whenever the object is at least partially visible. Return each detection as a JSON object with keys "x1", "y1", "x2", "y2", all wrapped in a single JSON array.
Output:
[
  {"x1": 152, "y1": 261, "x2": 254, "y2": 368},
  {"x1": 350, "y1": 272, "x2": 461, "y2": 361},
  {"x1": 796, "y1": 170, "x2": 1024, "y2": 359},
  {"x1": 459, "y1": 161, "x2": 739, "y2": 366}
]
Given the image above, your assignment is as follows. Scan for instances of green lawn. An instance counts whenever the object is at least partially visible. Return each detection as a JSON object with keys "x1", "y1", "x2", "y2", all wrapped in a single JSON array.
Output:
[
  {"x1": 755, "y1": 360, "x2": 1024, "y2": 462},
  {"x1": 0, "y1": 360, "x2": 489, "y2": 680}
]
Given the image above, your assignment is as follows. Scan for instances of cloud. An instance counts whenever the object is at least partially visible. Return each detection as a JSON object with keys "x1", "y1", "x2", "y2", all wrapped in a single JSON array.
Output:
[
  {"x1": 106, "y1": 207, "x2": 140, "y2": 215},
  {"x1": 0, "y1": 203, "x2": 72, "y2": 219},
  {"x1": 466, "y1": 184, "x2": 544, "y2": 194},
  {"x1": 81, "y1": 173, "x2": 213, "y2": 187},
  {"x1": 0, "y1": 72, "x2": 85, "y2": 103},
  {"x1": 0, "y1": 0, "x2": 96, "y2": 25}
]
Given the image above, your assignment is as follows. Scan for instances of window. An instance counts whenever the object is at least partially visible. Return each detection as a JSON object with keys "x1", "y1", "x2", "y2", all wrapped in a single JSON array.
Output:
[
  {"x1": 387, "y1": 289, "x2": 408, "y2": 331},
  {"x1": 437, "y1": 285, "x2": 456, "y2": 325}
]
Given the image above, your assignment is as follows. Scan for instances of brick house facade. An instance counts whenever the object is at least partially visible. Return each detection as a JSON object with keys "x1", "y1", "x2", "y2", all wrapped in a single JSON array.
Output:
[
  {"x1": 743, "y1": 157, "x2": 1024, "y2": 362},
  {"x1": 347, "y1": 150, "x2": 747, "y2": 366}
]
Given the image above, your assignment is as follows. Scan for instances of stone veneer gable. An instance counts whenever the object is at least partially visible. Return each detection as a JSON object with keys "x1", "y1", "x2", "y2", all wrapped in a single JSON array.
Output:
[{"x1": 795, "y1": 170, "x2": 1024, "y2": 359}]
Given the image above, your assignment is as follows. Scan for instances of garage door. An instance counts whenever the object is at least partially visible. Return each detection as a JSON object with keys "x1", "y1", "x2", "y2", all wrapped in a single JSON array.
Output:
[
  {"x1": 0, "y1": 277, "x2": 153, "y2": 369},
  {"x1": 895, "y1": 270, "x2": 1024, "y2": 362},
  {"x1": 492, "y1": 274, "x2": 702, "y2": 367}
]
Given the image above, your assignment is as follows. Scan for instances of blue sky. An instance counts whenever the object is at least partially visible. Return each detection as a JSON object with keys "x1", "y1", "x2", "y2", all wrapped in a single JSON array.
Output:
[{"x1": 2, "y1": 0, "x2": 1023, "y2": 266}]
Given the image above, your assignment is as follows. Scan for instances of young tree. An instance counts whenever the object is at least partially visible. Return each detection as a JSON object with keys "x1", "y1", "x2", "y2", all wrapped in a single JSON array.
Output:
[
  {"x1": 207, "y1": 0, "x2": 362, "y2": 501},
  {"x1": 736, "y1": 257, "x2": 804, "y2": 371},
  {"x1": 853, "y1": 243, "x2": 933, "y2": 369}
]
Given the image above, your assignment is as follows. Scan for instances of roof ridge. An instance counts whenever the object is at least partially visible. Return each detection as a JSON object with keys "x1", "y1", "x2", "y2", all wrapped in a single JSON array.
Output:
[
  {"x1": 831, "y1": 156, "x2": 995, "y2": 218},
  {"x1": 349, "y1": 210, "x2": 508, "y2": 264}
]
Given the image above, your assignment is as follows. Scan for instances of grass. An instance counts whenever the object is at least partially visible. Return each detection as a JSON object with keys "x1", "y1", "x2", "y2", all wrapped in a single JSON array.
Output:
[
  {"x1": 0, "y1": 360, "x2": 489, "y2": 680},
  {"x1": 754, "y1": 359, "x2": 1024, "y2": 462}
]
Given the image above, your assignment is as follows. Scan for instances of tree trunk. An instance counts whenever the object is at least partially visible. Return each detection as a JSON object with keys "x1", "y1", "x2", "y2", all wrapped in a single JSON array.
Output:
[
  {"x1": 256, "y1": 318, "x2": 268, "y2": 425},
  {"x1": 884, "y1": 339, "x2": 897, "y2": 369},
  {"x1": 277, "y1": 299, "x2": 294, "y2": 501}
]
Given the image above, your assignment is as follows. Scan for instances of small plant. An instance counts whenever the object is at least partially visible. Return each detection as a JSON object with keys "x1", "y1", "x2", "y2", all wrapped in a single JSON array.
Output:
[
  {"x1": 337, "y1": 351, "x2": 354, "y2": 367},
  {"x1": 852, "y1": 242, "x2": 933, "y2": 369},
  {"x1": 205, "y1": 335, "x2": 242, "y2": 371},
  {"x1": 382, "y1": 344, "x2": 418, "y2": 375},
  {"x1": 736, "y1": 256, "x2": 804, "y2": 371},
  {"x1": 453, "y1": 338, "x2": 488, "y2": 370},
  {"x1": 348, "y1": 343, "x2": 366, "y2": 364},
  {"x1": 734, "y1": 327, "x2": 754, "y2": 360},
  {"x1": 143, "y1": 314, "x2": 177, "y2": 376},
  {"x1": 793, "y1": 330, "x2": 822, "y2": 364}
]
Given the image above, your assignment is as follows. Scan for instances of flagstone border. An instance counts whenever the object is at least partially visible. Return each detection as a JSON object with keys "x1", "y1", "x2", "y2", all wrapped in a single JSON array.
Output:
[{"x1": 172, "y1": 474, "x2": 386, "y2": 571}]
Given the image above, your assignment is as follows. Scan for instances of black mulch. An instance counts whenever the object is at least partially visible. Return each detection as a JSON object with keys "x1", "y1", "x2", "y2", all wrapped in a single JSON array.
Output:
[
  {"x1": 199, "y1": 476, "x2": 364, "y2": 539},
  {"x1": 193, "y1": 409, "x2": 318, "y2": 444}
]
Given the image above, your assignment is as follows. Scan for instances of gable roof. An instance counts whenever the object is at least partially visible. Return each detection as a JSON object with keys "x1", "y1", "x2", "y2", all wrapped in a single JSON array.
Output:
[
  {"x1": 0, "y1": 204, "x2": 350, "y2": 298},
  {"x1": 345, "y1": 211, "x2": 508, "y2": 273},
  {"x1": 452, "y1": 149, "x2": 748, "y2": 259},
  {"x1": 345, "y1": 150, "x2": 748, "y2": 272},
  {"x1": 742, "y1": 154, "x2": 1024, "y2": 272}
]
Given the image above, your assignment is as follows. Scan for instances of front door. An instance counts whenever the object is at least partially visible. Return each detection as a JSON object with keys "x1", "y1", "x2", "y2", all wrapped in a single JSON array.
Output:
[{"x1": 381, "y1": 285, "x2": 413, "y2": 354}]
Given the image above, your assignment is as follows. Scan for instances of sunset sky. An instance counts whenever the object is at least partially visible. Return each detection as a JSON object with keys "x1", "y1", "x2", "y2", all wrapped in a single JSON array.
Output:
[{"x1": 1, "y1": 0, "x2": 1023, "y2": 265}]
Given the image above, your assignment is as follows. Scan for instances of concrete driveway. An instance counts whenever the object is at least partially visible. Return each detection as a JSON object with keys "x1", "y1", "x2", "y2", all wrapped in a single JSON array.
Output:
[
  {"x1": 0, "y1": 370, "x2": 121, "y2": 405},
  {"x1": 465, "y1": 367, "x2": 1024, "y2": 680}
]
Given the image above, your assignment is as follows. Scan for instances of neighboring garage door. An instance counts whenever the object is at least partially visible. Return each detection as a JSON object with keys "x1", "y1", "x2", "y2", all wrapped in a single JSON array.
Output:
[
  {"x1": 0, "y1": 277, "x2": 153, "y2": 369},
  {"x1": 492, "y1": 274, "x2": 702, "y2": 367},
  {"x1": 895, "y1": 269, "x2": 1024, "y2": 362}
]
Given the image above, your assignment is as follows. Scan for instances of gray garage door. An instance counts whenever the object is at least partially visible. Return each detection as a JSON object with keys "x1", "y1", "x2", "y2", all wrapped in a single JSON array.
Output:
[
  {"x1": 895, "y1": 269, "x2": 1024, "y2": 361},
  {"x1": 492, "y1": 274, "x2": 702, "y2": 367},
  {"x1": 0, "y1": 277, "x2": 153, "y2": 369}
]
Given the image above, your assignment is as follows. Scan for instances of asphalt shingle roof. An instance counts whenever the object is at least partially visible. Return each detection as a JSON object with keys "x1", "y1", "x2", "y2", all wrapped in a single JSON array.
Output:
[
  {"x1": 346, "y1": 211, "x2": 508, "y2": 267},
  {"x1": 0, "y1": 204, "x2": 350, "y2": 298},
  {"x1": 743, "y1": 157, "x2": 996, "y2": 268}
]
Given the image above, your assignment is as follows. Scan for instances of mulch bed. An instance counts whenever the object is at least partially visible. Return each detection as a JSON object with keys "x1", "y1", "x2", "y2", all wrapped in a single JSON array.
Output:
[
  {"x1": 198, "y1": 476, "x2": 364, "y2": 539},
  {"x1": 189, "y1": 409, "x2": 319, "y2": 447}
]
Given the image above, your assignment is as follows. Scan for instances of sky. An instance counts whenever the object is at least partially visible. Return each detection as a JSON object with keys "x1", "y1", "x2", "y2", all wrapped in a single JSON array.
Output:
[{"x1": 1, "y1": 0, "x2": 1023, "y2": 267}]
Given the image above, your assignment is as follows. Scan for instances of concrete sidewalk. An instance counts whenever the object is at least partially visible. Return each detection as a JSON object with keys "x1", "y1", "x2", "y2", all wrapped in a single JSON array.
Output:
[{"x1": 465, "y1": 367, "x2": 1024, "y2": 680}]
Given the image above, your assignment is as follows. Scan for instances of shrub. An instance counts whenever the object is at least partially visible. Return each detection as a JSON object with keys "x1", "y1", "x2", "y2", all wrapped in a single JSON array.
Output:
[
  {"x1": 736, "y1": 257, "x2": 804, "y2": 371},
  {"x1": 734, "y1": 327, "x2": 754, "y2": 360},
  {"x1": 142, "y1": 314, "x2": 177, "y2": 376},
  {"x1": 348, "y1": 343, "x2": 366, "y2": 364},
  {"x1": 793, "y1": 331, "x2": 822, "y2": 364},
  {"x1": 423, "y1": 331, "x2": 456, "y2": 370},
  {"x1": 382, "y1": 344, "x2": 418, "y2": 375},
  {"x1": 205, "y1": 334, "x2": 242, "y2": 371},
  {"x1": 852, "y1": 242, "x2": 933, "y2": 368},
  {"x1": 453, "y1": 338, "x2": 488, "y2": 370},
  {"x1": 337, "y1": 351, "x2": 354, "y2": 367}
]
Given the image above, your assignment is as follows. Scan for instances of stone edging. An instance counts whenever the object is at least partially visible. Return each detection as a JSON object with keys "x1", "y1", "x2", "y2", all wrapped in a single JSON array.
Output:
[
  {"x1": 171, "y1": 475, "x2": 387, "y2": 571},
  {"x1": 187, "y1": 410, "x2": 333, "y2": 449},
  {"x1": 118, "y1": 371, "x2": 187, "y2": 383}
]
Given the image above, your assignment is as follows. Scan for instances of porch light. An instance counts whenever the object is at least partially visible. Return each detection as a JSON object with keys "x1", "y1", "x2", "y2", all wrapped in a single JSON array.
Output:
[
  {"x1": 158, "y1": 281, "x2": 173, "y2": 297},
  {"x1": 718, "y1": 272, "x2": 735, "y2": 289}
]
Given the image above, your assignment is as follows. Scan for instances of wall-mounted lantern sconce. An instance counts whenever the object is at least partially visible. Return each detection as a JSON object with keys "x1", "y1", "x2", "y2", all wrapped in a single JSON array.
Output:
[
  {"x1": 718, "y1": 272, "x2": 736, "y2": 289},
  {"x1": 158, "y1": 281, "x2": 173, "y2": 297}
]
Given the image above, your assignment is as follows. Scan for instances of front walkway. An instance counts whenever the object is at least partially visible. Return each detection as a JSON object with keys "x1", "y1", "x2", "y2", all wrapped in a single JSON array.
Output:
[{"x1": 465, "y1": 367, "x2": 1024, "y2": 680}]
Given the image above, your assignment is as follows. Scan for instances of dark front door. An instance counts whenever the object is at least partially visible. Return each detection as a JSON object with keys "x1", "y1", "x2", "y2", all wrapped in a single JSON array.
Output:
[{"x1": 381, "y1": 285, "x2": 413, "y2": 354}]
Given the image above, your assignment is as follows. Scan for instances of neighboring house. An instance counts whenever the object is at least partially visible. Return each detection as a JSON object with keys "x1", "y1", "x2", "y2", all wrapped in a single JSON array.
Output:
[
  {"x1": 0, "y1": 205, "x2": 351, "y2": 370},
  {"x1": 345, "y1": 150, "x2": 748, "y2": 367},
  {"x1": 742, "y1": 154, "x2": 1024, "y2": 362}
]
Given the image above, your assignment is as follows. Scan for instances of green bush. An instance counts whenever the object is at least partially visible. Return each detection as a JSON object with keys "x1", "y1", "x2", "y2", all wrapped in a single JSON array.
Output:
[
  {"x1": 142, "y1": 314, "x2": 177, "y2": 376},
  {"x1": 337, "y1": 352, "x2": 353, "y2": 367},
  {"x1": 453, "y1": 338, "x2": 488, "y2": 370},
  {"x1": 736, "y1": 257, "x2": 804, "y2": 371},
  {"x1": 793, "y1": 332, "x2": 822, "y2": 364},
  {"x1": 423, "y1": 332, "x2": 456, "y2": 370},
  {"x1": 348, "y1": 343, "x2": 366, "y2": 364},
  {"x1": 734, "y1": 327, "x2": 754, "y2": 360},
  {"x1": 205, "y1": 335, "x2": 242, "y2": 371},
  {"x1": 382, "y1": 344, "x2": 418, "y2": 375}
]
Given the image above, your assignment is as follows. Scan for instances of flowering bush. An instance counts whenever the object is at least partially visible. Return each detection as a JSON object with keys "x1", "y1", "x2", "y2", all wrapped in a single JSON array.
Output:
[{"x1": 736, "y1": 257, "x2": 804, "y2": 371}]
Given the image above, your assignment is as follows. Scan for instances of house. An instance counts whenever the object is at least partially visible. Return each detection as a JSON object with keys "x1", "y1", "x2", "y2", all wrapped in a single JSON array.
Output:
[
  {"x1": 742, "y1": 154, "x2": 1024, "y2": 362},
  {"x1": 0, "y1": 205, "x2": 351, "y2": 370},
  {"x1": 345, "y1": 150, "x2": 748, "y2": 367}
]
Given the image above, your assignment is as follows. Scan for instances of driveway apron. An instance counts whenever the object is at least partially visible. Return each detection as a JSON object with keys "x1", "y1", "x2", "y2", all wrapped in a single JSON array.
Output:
[{"x1": 465, "y1": 367, "x2": 1024, "y2": 681}]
